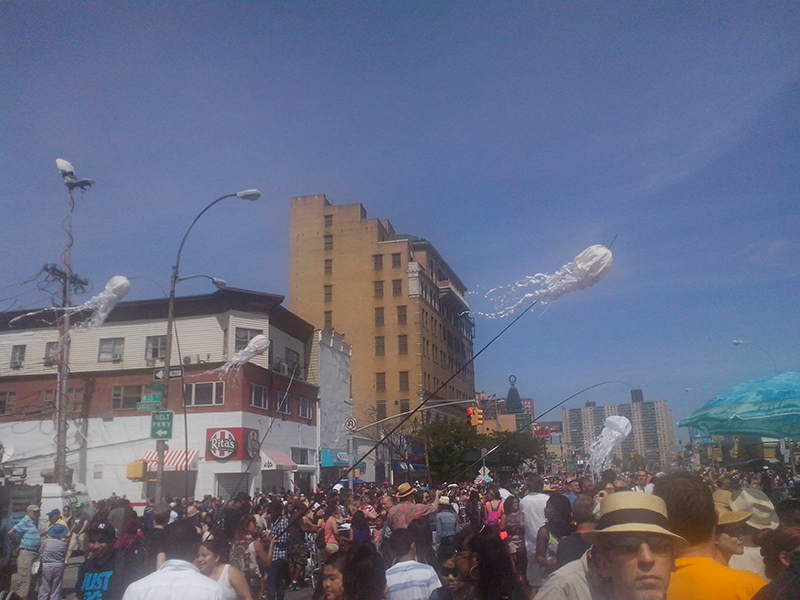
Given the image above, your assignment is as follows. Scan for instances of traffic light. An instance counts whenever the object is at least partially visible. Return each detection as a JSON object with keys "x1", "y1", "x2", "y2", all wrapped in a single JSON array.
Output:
[
  {"x1": 474, "y1": 408, "x2": 484, "y2": 426},
  {"x1": 467, "y1": 408, "x2": 475, "y2": 426}
]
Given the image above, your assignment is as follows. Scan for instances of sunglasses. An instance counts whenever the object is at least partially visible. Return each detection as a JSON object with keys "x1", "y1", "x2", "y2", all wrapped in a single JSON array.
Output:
[{"x1": 604, "y1": 536, "x2": 674, "y2": 556}]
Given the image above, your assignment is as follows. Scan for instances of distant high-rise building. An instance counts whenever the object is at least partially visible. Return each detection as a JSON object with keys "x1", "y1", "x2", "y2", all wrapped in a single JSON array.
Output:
[
  {"x1": 562, "y1": 389, "x2": 677, "y2": 470},
  {"x1": 289, "y1": 195, "x2": 475, "y2": 473}
]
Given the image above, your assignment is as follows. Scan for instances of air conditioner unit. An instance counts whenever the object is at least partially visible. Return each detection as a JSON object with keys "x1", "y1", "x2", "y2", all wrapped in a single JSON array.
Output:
[
  {"x1": 183, "y1": 354, "x2": 201, "y2": 365},
  {"x1": 43, "y1": 357, "x2": 57, "y2": 366},
  {"x1": 10, "y1": 360, "x2": 22, "y2": 369},
  {"x1": 111, "y1": 353, "x2": 122, "y2": 362}
]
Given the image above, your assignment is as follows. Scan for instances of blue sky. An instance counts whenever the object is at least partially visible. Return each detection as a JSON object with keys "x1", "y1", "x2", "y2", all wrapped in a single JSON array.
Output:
[{"x1": 2, "y1": 2, "x2": 798, "y2": 440}]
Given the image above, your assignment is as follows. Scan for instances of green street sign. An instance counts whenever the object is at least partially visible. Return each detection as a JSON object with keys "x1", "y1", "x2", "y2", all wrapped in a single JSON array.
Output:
[
  {"x1": 151, "y1": 411, "x2": 173, "y2": 440},
  {"x1": 138, "y1": 393, "x2": 163, "y2": 411}
]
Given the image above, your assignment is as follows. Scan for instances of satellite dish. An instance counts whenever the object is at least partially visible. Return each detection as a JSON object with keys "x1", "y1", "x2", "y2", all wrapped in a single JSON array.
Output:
[{"x1": 1, "y1": 441, "x2": 14, "y2": 463}]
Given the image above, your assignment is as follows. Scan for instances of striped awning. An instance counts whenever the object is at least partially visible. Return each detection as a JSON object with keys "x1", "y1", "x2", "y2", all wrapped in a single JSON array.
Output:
[
  {"x1": 142, "y1": 449, "x2": 199, "y2": 472},
  {"x1": 261, "y1": 450, "x2": 297, "y2": 471}
]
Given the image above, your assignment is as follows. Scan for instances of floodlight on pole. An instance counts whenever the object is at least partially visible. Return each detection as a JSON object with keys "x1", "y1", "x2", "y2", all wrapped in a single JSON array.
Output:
[
  {"x1": 732, "y1": 340, "x2": 779, "y2": 375},
  {"x1": 154, "y1": 189, "x2": 261, "y2": 504}
]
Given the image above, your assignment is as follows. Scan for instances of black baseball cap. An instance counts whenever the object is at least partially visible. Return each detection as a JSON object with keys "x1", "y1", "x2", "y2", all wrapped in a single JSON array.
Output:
[{"x1": 87, "y1": 522, "x2": 116, "y2": 539}]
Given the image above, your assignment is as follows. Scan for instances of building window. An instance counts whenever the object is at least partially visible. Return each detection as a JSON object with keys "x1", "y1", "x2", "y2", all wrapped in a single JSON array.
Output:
[
  {"x1": 392, "y1": 279, "x2": 402, "y2": 296},
  {"x1": 112, "y1": 385, "x2": 144, "y2": 410},
  {"x1": 43, "y1": 389, "x2": 83, "y2": 414},
  {"x1": 399, "y1": 399, "x2": 409, "y2": 414},
  {"x1": 235, "y1": 328, "x2": 263, "y2": 352},
  {"x1": 374, "y1": 307, "x2": 384, "y2": 327},
  {"x1": 392, "y1": 253, "x2": 402, "y2": 268},
  {"x1": 373, "y1": 254, "x2": 383, "y2": 270},
  {"x1": 399, "y1": 371, "x2": 409, "y2": 391},
  {"x1": 292, "y1": 447, "x2": 310, "y2": 465},
  {"x1": 375, "y1": 336, "x2": 385, "y2": 356},
  {"x1": 250, "y1": 383, "x2": 269, "y2": 410},
  {"x1": 98, "y1": 338, "x2": 124, "y2": 362},
  {"x1": 10, "y1": 345, "x2": 25, "y2": 368},
  {"x1": 298, "y1": 397, "x2": 312, "y2": 419},
  {"x1": 324, "y1": 259, "x2": 332, "y2": 275},
  {"x1": 375, "y1": 372, "x2": 386, "y2": 393},
  {"x1": 44, "y1": 342, "x2": 59, "y2": 366},
  {"x1": 324, "y1": 235, "x2": 333, "y2": 250},
  {"x1": 397, "y1": 306, "x2": 407, "y2": 325},
  {"x1": 398, "y1": 335, "x2": 408, "y2": 355},
  {"x1": 373, "y1": 281, "x2": 384, "y2": 298},
  {"x1": 0, "y1": 391, "x2": 14, "y2": 414},
  {"x1": 184, "y1": 382, "x2": 225, "y2": 406},
  {"x1": 376, "y1": 401, "x2": 387, "y2": 421},
  {"x1": 324, "y1": 214, "x2": 333, "y2": 227},
  {"x1": 145, "y1": 336, "x2": 167, "y2": 362},
  {"x1": 324, "y1": 285, "x2": 333, "y2": 302},
  {"x1": 324, "y1": 311, "x2": 333, "y2": 330},
  {"x1": 275, "y1": 391, "x2": 292, "y2": 414}
]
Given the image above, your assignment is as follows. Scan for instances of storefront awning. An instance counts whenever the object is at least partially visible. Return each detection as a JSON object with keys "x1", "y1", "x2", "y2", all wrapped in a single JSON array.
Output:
[
  {"x1": 321, "y1": 448, "x2": 350, "y2": 468},
  {"x1": 261, "y1": 450, "x2": 298, "y2": 471},
  {"x1": 142, "y1": 449, "x2": 199, "y2": 472}
]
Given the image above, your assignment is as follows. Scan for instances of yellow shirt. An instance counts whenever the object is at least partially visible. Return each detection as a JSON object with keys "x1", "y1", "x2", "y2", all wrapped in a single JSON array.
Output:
[{"x1": 667, "y1": 557, "x2": 766, "y2": 600}]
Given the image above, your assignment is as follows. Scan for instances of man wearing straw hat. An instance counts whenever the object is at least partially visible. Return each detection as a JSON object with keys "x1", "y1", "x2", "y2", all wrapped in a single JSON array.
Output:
[
  {"x1": 387, "y1": 483, "x2": 441, "y2": 531},
  {"x1": 538, "y1": 491, "x2": 685, "y2": 600}
]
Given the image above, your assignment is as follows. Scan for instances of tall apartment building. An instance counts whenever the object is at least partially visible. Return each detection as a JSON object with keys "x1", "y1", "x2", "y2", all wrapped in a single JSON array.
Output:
[
  {"x1": 561, "y1": 389, "x2": 677, "y2": 471},
  {"x1": 289, "y1": 195, "x2": 475, "y2": 450}
]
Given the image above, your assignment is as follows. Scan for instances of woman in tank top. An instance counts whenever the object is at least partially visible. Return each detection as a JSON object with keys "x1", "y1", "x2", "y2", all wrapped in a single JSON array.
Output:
[{"x1": 196, "y1": 537, "x2": 256, "y2": 600}]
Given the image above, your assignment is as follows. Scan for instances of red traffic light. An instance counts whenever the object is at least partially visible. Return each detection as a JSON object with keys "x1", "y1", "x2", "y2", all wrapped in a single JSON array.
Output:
[{"x1": 467, "y1": 408, "x2": 474, "y2": 415}]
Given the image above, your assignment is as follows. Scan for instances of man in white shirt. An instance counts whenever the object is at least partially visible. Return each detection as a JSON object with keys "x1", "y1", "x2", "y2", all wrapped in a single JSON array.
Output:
[
  {"x1": 122, "y1": 520, "x2": 222, "y2": 600},
  {"x1": 519, "y1": 474, "x2": 548, "y2": 596},
  {"x1": 385, "y1": 528, "x2": 441, "y2": 600}
]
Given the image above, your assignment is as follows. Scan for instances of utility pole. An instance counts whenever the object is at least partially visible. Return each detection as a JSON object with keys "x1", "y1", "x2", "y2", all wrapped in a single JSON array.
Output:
[{"x1": 53, "y1": 159, "x2": 93, "y2": 487}]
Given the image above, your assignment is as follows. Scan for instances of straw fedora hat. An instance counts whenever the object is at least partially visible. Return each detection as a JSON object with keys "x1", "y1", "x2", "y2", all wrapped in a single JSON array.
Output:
[
  {"x1": 396, "y1": 483, "x2": 416, "y2": 499},
  {"x1": 716, "y1": 506, "x2": 751, "y2": 526},
  {"x1": 583, "y1": 491, "x2": 687, "y2": 547},
  {"x1": 712, "y1": 489, "x2": 732, "y2": 509},
  {"x1": 729, "y1": 488, "x2": 779, "y2": 530}
]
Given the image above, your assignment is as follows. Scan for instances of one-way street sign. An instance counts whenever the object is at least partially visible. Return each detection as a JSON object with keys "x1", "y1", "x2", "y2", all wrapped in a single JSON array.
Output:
[
  {"x1": 153, "y1": 367, "x2": 184, "y2": 381},
  {"x1": 150, "y1": 411, "x2": 174, "y2": 440}
]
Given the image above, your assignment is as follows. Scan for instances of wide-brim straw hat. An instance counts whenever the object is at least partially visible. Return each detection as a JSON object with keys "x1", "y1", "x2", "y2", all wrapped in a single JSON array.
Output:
[
  {"x1": 583, "y1": 491, "x2": 687, "y2": 548},
  {"x1": 716, "y1": 506, "x2": 751, "y2": 526},
  {"x1": 712, "y1": 489, "x2": 732, "y2": 509},
  {"x1": 729, "y1": 488, "x2": 779, "y2": 530},
  {"x1": 396, "y1": 483, "x2": 415, "y2": 499}
]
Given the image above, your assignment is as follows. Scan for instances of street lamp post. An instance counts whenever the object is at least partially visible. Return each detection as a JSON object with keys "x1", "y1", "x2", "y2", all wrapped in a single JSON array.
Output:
[
  {"x1": 732, "y1": 340, "x2": 779, "y2": 375},
  {"x1": 154, "y1": 189, "x2": 261, "y2": 504}
]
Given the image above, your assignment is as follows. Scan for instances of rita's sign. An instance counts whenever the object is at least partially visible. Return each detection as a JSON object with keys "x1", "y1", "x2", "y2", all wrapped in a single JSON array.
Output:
[{"x1": 206, "y1": 428, "x2": 260, "y2": 461}]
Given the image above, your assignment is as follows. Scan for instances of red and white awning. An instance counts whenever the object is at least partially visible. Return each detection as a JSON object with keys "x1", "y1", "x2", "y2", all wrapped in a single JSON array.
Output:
[
  {"x1": 142, "y1": 449, "x2": 199, "y2": 472},
  {"x1": 261, "y1": 450, "x2": 297, "y2": 471}
]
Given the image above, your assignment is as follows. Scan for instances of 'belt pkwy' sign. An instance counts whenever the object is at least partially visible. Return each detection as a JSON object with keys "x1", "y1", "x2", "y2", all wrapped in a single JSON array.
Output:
[{"x1": 151, "y1": 411, "x2": 174, "y2": 440}]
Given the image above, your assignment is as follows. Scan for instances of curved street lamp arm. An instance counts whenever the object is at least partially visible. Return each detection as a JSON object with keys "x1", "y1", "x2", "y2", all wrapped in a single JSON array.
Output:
[{"x1": 174, "y1": 193, "x2": 237, "y2": 274}]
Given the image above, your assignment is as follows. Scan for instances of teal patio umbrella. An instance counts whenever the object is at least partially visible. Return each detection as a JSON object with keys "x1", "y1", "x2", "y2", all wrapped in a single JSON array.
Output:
[{"x1": 680, "y1": 372, "x2": 800, "y2": 439}]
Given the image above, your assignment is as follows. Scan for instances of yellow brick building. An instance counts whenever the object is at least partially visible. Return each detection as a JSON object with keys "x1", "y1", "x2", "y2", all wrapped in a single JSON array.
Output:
[{"x1": 289, "y1": 195, "x2": 475, "y2": 438}]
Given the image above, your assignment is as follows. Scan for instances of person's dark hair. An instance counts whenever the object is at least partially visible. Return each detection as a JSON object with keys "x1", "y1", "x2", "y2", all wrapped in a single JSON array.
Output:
[
  {"x1": 269, "y1": 500, "x2": 284, "y2": 516},
  {"x1": 776, "y1": 499, "x2": 800, "y2": 528},
  {"x1": 571, "y1": 495, "x2": 596, "y2": 524},
  {"x1": 162, "y1": 519, "x2": 201, "y2": 562},
  {"x1": 324, "y1": 549, "x2": 347, "y2": 571},
  {"x1": 351, "y1": 510, "x2": 368, "y2": 531},
  {"x1": 152, "y1": 503, "x2": 171, "y2": 526},
  {"x1": 237, "y1": 514, "x2": 257, "y2": 535},
  {"x1": 467, "y1": 529, "x2": 524, "y2": 600},
  {"x1": 526, "y1": 475, "x2": 543, "y2": 494},
  {"x1": 503, "y1": 496, "x2": 519, "y2": 514},
  {"x1": 324, "y1": 502, "x2": 338, "y2": 520},
  {"x1": 545, "y1": 494, "x2": 573, "y2": 540},
  {"x1": 652, "y1": 472, "x2": 715, "y2": 545},
  {"x1": 579, "y1": 477, "x2": 593, "y2": 493},
  {"x1": 469, "y1": 489, "x2": 480, "y2": 502},
  {"x1": 759, "y1": 526, "x2": 800, "y2": 580},
  {"x1": 389, "y1": 527, "x2": 415, "y2": 557},
  {"x1": 342, "y1": 542, "x2": 386, "y2": 600},
  {"x1": 200, "y1": 536, "x2": 230, "y2": 563}
]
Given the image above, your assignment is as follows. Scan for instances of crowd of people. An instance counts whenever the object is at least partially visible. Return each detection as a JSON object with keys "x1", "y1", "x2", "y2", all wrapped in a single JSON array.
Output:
[{"x1": 6, "y1": 466, "x2": 800, "y2": 600}]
